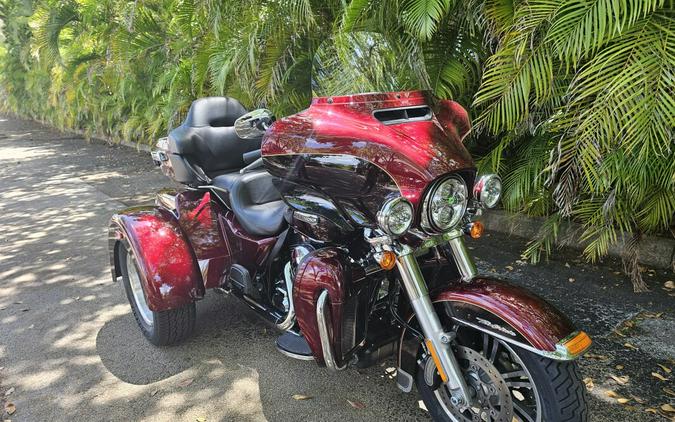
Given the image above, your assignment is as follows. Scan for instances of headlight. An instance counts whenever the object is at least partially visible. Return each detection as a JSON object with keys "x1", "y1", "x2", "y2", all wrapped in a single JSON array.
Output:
[
  {"x1": 377, "y1": 197, "x2": 414, "y2": 237},
  {"x1": 422, "y1": 176, "x2": 468, "y2": 232},
  {"x1": 473, "y1": 174, "x2": 502, "y2": 208}
]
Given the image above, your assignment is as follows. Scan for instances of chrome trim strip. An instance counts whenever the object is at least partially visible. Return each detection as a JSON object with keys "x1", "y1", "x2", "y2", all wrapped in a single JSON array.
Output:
[
  {"x1": 316, "y1": 290, "x2": 346, "y2": 371},
  {"x1": 155, "y1": 192, "x2": 176, "y2": 211},
  {"x1": 451, "y1": 317, "x2": 579, "y2": 361},
  {"x1": 275, "y1": 344, "x2": 315, "y2": 361}
]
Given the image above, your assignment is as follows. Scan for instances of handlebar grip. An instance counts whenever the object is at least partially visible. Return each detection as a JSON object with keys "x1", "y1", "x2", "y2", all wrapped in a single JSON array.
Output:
[{"x1": 242, "y1": 149, "x2": 262, "y2": 165}]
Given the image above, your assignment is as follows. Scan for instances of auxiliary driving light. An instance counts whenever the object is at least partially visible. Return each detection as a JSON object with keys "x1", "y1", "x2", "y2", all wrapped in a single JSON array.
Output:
[
  {"x1": 473, "y1": 174, "x2": 502, "y2": 208},
  {"x1": 377, "y1": 197, "x2": 414, "y2": 237}
]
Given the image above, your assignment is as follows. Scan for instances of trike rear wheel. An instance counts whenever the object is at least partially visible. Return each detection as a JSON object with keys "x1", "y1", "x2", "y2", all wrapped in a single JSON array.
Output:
[{"x1": 118, "y1": 242, "x2": 196, "y2": 346}]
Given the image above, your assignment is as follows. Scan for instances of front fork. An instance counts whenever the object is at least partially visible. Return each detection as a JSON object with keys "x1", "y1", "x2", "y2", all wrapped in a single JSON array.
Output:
[{"x1": 395, "y1": 230, "x2": 476, "y2": 406}]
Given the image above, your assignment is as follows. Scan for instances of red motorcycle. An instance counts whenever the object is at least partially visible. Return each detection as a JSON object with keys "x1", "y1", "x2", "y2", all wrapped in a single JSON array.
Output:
[{"x1": 108, "y1": 33, "x2": 591, "y2": 421}]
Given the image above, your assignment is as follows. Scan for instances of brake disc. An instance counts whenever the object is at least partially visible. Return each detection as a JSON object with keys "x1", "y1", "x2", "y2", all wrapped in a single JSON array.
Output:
[{"x1": 431, "y1": 345, "x2": 514, "y2": 422}]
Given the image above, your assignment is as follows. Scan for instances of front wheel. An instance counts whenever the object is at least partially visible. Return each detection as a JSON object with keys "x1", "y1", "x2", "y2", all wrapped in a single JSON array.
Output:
[
  {"x1": 119, "y1": 242, "x2": 196, "y2": 346},
  {"x1": 416, "y1": 327, "x2": 588, "y2": 422}
]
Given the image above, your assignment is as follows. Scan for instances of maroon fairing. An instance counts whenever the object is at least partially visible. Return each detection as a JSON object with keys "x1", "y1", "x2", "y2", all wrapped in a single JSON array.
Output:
[
  {"x1": 109, "y1": 207, "x2": 204, "y2": 312},
  {"x1": 262, "y1": 91, "x2": 475, "y2": 208}
]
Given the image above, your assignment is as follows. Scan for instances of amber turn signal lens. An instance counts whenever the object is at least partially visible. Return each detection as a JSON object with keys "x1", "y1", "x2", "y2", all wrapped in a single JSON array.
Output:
[
  {"x1": 562, "y1": 331, "x2": 592, "y2": 356},
  {"x1": 425, "y1": 339, "x2": 449, "y2": 383},
  {"x1": 469, "y1": 221, "x2": 484, "y2": 239},
  {"x1": 378, "y1": 251, "x2": 397, "y2": 271}
]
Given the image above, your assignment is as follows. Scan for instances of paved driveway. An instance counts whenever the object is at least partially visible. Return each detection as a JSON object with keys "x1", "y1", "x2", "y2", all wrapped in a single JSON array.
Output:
[{"x1": 0, "y1": 116, "x2": 672, "y2": 421}]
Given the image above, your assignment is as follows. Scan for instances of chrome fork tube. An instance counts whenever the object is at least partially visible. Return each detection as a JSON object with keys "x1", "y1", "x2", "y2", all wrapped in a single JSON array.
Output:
[
  {"x1": 446, "y1": 230, "x2": 477, "y2": 282},
  {"x1": 395, "y1": 247, "x2": 471, "y2": 405}
]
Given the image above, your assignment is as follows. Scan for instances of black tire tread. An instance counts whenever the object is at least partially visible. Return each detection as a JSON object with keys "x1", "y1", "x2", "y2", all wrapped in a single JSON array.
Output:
[
  {"x1": 538, "y1": 356, "x2": 589, "y2": 422},
  {"x1": 153, "y1": 304, "x2": 196, "y2": 346},
  {"x1": 118, "y1": 241, "x2": 196, "y2": 346}
]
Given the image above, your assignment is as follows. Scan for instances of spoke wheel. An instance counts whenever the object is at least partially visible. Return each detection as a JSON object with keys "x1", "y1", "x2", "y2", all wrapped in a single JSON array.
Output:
[
  {"x1": 433, "y1": 346, "x2": 514, "y2": 421},
  {"x1": 416, "y1": 323, "x2": 588, "y2": 422},
  {"x1": 126, "y1": 251, "x2": 153, "y2": 327},
  {"x1": 118, "y1": 241, "x2": 196, "y2": 346}
]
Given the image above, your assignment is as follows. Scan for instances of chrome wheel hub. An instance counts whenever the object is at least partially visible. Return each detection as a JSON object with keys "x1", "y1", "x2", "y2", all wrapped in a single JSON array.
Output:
[{"x1": 126, "y1": 251, "x2": 153, "y2": 327}]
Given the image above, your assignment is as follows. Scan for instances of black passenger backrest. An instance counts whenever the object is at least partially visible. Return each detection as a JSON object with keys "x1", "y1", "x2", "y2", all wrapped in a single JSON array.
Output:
[{"x1": 167, "y1": 97, "x2": 262, "y2": 183}]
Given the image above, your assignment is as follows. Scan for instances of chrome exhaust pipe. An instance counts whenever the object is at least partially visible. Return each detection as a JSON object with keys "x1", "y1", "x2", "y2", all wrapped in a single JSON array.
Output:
[{"x1": 316, "y1": 290, "x2": 346, "y2": 371}]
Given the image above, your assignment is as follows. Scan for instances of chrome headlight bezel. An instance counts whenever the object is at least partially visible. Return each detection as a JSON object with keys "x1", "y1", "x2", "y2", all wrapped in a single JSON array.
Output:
[
  {"x1": 421, "y1": 175, "x2": 468, "y2": 233},
  {"x1": 473, "y1": 174, "x2": 502, "y2": 208},
  {"x1": 377, "y1": 197, "x2": 414, "y2": 237}
]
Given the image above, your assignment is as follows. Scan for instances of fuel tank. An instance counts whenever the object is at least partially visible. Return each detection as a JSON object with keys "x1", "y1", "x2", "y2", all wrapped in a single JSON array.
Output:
[{"x1": 262, "y1": 91, "x2": 476, "y2": 238}]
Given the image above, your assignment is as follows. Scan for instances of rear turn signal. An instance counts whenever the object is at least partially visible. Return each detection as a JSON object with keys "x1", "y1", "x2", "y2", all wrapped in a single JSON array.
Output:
[
  {"x1": 378, "y1": 251, "x2": 397, "y2": 271},
  {"x1": 562, "y1": 331, "x2": 592, "y2": 356},
  {"x1": 469, "y1": 221, "x2": 484, "y2": 239}
]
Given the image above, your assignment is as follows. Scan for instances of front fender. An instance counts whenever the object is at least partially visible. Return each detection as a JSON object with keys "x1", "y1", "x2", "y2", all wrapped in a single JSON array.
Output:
[
  {"x1": 109, "y1": 206, "x2": 204, "y2": 312},
  {"x1": 397, "y1": 277, "x2": 590, "y2": 391}
]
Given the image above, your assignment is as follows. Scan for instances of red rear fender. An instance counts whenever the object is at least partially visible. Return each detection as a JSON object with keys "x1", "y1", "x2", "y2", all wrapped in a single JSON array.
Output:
[{"x1": 109, "y1": 207, "x2": 204, "y2": 312}]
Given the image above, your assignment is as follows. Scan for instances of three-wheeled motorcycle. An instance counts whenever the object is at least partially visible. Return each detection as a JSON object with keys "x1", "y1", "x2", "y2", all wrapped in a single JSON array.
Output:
[{"x1": 108, "y1": 33, "x2": 590, "y2": 421}]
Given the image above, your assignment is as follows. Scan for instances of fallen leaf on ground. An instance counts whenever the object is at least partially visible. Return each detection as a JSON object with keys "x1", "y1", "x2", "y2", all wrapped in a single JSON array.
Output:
[
  {"x1": 568, "y1": 278, "x2": 575, "y2": 283},
  {"x1": 292, "y1": 394, "x2": 312, "y2": 400},
  {"x1": 195, "y1": 417, "x2": 206, "y2": 422},
  {"x1": 177, "y1": 378, "x2": 194, "y2": 387},
  {"x1": 663, "y1": 387, "x2": 675, "y2": 397},
  {"x1": 645, "y1": 408, "x2": 658, "y2": 414},
  {"x1": 4, "y1": 387, "x2": 14, "y2": 396},
  {"x1": 630, "y1": 395, "x2": 646, "y2": 404},
  {"x1": 661, "y1": 403, "x2": 675, "y2": 413},
  {"x1": 4, "y1": 403, "x2": 15, "y2": 415},
  {"x1": 664, "y1": 280, "x2": 674, "y2": 290},
  {"x1": 505, "y1": 265, "x2": 514, "y2": 271},
  {"x1": 606, "y1": 390, "x2": 619, "y2": 398},
  {"x1": 623, "y1": 343, "x2": 639, "y2": 350},
  {"x1": 150, "y1": 389, "x2": 159, "y2": 397},
  {"x1": 584, "y1": 353, "x2": 609, "y2": 361},
  {"x1": 583, "y1": 377, "x2": 594, "y2": 391},
  {"x1": 615, "y1": 365, "x2": 624, "y2": 370},
  {"x1": 657, "y1": 364, "x2": 671, "y2": 374},
  {"x1": 610, "y1": 375, "x2": 629, "y2": 385},
  {"x1": 347, "y1": 400, "x2": 366, "y2": 410},
  {"x1": 616, "y1": 398, "x2": 630, "y2": 404},
  {"x1": 651, "y1": 372, "x2": 669, "y2": 381}
]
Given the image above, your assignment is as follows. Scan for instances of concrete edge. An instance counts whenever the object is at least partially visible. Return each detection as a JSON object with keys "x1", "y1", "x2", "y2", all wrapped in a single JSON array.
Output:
[{"x1": 481, "y1": 210, "x2": 675, "y2": 270}]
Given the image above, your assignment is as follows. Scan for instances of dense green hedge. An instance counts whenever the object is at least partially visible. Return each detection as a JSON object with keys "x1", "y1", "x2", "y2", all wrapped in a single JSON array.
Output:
[{"x1": 1, "y1": 0, "x2": 673, "y2": 289}]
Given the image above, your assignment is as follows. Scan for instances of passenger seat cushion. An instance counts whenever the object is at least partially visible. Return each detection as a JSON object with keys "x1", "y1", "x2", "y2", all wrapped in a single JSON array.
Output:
[{"x1": 168, "y1": 97, "x2": 262, "y2": 177}]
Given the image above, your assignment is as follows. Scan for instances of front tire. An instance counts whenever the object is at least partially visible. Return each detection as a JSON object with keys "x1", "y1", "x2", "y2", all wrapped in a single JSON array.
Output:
[
  {"x1": 119, "y1": 242, "x2": 196, "y2": 346},
  {"x1": 416, "y1": 328, "x2": 588, "y2": 421}
]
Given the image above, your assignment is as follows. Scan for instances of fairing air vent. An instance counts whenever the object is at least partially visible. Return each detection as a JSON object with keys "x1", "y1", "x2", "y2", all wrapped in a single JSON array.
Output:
[{"x1": 373, "y1": 106, "x2": 432, "y2": 125}]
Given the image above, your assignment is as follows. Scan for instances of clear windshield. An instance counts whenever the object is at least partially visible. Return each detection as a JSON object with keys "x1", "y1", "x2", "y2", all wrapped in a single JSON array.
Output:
[{"x1": 311, "y1": 32, "x2": 429, "y2": 97}]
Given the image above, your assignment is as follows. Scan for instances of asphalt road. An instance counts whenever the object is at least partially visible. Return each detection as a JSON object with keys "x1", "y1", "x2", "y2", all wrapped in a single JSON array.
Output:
[{"x1": 0, "y1": 115, "x2": 673, "y2": 421}]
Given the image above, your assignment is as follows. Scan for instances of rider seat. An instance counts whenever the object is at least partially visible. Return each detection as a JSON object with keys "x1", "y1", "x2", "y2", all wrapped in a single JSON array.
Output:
[
  {"x1": 166, "y1": 97, "x2": 287, "y2": 237},
  {"x1": 226, "y1": 171, "x2": 287, "y2": 237}
]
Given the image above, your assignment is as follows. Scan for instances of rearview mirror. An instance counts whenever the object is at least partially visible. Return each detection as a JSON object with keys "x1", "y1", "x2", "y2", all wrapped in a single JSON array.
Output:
[{"x1": 234, "y1": 109, "x2": 275, "y2": 139}]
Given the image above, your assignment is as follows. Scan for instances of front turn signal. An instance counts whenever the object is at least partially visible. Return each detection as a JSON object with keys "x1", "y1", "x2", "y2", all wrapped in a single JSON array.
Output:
[
  {"x1": 469, "y1": 221, "x2": 484, "y2": 239},
  {"x1": 561, "y1": 331, "x2": 592, "y2": 356},
  {"x1": 378, "y1": 251, "x2": 397, "y2": 271}
]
